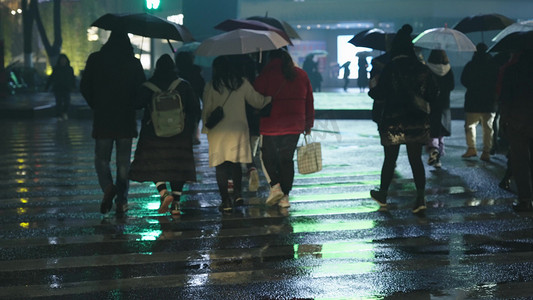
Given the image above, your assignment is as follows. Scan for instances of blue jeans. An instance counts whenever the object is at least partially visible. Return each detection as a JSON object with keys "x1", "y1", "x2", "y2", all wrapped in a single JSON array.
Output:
[{"x1": 94, "y1": 138, "x2": 132, "y2": 204}]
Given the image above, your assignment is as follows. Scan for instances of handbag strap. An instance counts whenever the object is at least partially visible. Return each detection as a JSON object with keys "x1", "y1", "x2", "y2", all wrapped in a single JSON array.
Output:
[{"x1": 221, "y1": 90, "x2": 232, "y2": 108}]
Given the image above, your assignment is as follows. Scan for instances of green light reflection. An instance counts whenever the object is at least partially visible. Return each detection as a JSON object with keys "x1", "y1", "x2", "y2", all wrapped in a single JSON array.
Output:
[
  {"x1": 293, "y1": 180, "x2": 380, "y2": 189},
  {"x1": 291, "y1": 205, "x2": 377, "y2": 216},
  {"x1": 290, "y1": 191, "x2": 370, "y2": 202},
  {"x1": 292, "y1": 218, "x2": 375, "y2": 233}
]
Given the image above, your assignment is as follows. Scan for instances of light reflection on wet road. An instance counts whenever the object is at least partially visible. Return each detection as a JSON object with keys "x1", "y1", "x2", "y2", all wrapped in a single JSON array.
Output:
[{"x1": 0, "y1": 118, "x2": 532, "y2": 299}]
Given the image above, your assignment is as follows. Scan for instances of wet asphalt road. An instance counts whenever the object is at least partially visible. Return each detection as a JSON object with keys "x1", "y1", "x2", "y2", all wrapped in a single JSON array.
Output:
[{"x1": 0, "y1": 117, "x2": 532, "y2": 300}]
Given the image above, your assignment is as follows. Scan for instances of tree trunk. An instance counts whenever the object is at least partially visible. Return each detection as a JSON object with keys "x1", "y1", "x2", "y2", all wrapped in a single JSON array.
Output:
[
  {"x1": 22, "y1": 0, "x2": 33, "y2": 68},
  {"x1": 33, "y1": 0, "x2": 62, "y2": 66}
]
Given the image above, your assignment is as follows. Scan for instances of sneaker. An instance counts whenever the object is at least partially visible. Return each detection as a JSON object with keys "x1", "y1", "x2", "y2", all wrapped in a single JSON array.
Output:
[
  {"x1": 158, "y1": 192, "x2": 173, "y2": 214},
  {"x1": 100, "y1": 184, "x2": 116, "y2": 214},
  {"x1": 234, "y1": 197, "x2": 244, "y2": 206},
  {"x1": 462, "y1": 148, "x2": 477, "y2": 158},
  {"x1": 412, "y1": 197, "x2": 427, "y2": 214},
  {"x1": 370, "y1": 190, "x2": 387, "y2": 207},
  {"x1": 480, "y1": 151, "x2": 491, "y2": 162},
  {"x1": 116, "y1": 203, "x2": 129, "y2": 215},
  {"x1": 434, "y1": 158, "x2": 442, "y2": 168},
  {"x1": 170, "y1": 201, "x2": 180, "y2": 215},
  {"x1": 278, "y1": 195, "x2": 290, "y2": 208},
  {"x1": 218, "y1": 198, "x2": 233, "y2": 212},
  {"x1": 266, "y1": 183, "x2": 284, "y2": 206},
  {"x1": 248, "y1": 168, "x2": 260, "y2": 192},
  {"x1": 428, "y1": 148, "x2": 439, "y2": 166}
]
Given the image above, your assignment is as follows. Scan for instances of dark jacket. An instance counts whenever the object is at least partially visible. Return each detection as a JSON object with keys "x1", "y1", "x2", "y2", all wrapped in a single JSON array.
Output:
[
  {"x1": 80, "y1": 39, "x2": 146, "y2": 139},
  {"x1": 461, "y1": 52, "x2": 499, "y2": 113},
  {"x1": 499, "y1": 51, "x2": 533, "y2": 137},
  {"x1": 428, "y1": 63, "x2": 454, "y2": 137},
  {"x1": 255, "y1": 58, "x2": 315, "y2": 136},
  {"x1": 46, "y1": 55, "x2": 76, "y2": 93},
  {"x1": 369, "y1": 55, "x2": 438, "y2": 146},
  {"x1": 129, "y1": 73, "x2": 201, "y2": 183}
]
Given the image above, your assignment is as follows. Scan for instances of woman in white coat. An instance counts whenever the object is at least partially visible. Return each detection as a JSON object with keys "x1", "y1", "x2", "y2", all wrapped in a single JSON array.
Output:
[{"x1": 202, "y1": 55, "x2": 271, "y2": 212}]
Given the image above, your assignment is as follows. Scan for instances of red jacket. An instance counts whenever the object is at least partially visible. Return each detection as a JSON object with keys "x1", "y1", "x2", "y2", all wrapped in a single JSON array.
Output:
[{"x1": 254, "y1": 58, "x2": 315, "y2": 136}]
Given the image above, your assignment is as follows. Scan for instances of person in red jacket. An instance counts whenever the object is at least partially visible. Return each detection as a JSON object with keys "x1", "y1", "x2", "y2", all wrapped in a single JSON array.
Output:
[{"x1": 254, "y1": 48, "x2": 315, "y2": 208}]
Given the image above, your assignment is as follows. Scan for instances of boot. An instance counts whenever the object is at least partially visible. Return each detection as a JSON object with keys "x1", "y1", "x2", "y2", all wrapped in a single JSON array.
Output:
[
  {"x1": 462, "y1": 147, "x2": 477, "y2": 158},
  {"x1": 370, "y1": 190, "x2": 387, "y2": 207},
  {"x1": 480, "y1": 151, "x2": 491, "y2": 162},
  {"x1": 412, "y1": 190, "x2": 426, "y2": 214}
]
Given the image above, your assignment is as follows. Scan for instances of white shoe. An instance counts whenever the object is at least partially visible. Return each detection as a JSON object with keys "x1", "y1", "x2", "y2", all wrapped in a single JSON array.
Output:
[
  {"x1": 248, "y1": 168, "x2": 259, "y2": 192},
  {"x1": 278, "y1": 195, "x2": 290, "y2": 208},
  {"x1": 266, "y1": 183, "x2": 283, "y2": 206}
]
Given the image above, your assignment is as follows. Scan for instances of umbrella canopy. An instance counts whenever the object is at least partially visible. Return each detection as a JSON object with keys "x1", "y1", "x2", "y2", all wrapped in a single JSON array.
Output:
[
  {"x1": 413, "y1": 27, "x2": 476, "y2": 52},
  {"x1": 488, "y1": 30, "x2": 533, "y2": 52},
  {"x1": 91, "y1": 13, "x2": 195, "y2": 42},
  {"x1": 176, "y1": 42, "x2": 213, "y2": 67},
  {"x1": 195, "y1": 29, "x2": 290, "y2": 57},
  {"x1": 247, "y1": 16, "x2": 301, "y2": 39},
  {"x1": 214, "y1": 18, "x2": 292, "y2": 45},
  {"x1": 348, "y1": 28, "x2": 396, "y2": 51},
  {"x1": 453, "y1": 13, "x2": 515, "y2": 33},
  {"x1": 492, "y1": 20, "x2": 533, "y2": 42}
]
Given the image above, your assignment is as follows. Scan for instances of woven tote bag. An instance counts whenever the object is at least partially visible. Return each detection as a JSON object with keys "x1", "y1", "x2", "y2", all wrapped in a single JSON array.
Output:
[{"x1": 297, "y1": 135, "x2": 322, "y2": 174}]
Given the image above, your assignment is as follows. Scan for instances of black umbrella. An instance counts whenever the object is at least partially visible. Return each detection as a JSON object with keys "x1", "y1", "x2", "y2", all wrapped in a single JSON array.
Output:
[
  {"x1": 348, "y1": 28, "x2": 395, "y2": 51},
  {"x1": 453, "y1": 13, "x2": 515, "y2": 33},
  {"x1": 488, "y1": 30, "x2": 533, "y2": 52},
  {"x1": 247, "y1": 16, "x2": 301, "y2": 40},
  {"x1": 91, "y1": 13, "x2": 195, "y2": 51}
]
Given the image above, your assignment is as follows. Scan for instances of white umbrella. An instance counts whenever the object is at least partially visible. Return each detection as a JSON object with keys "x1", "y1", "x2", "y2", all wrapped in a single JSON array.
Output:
[
  {"x1": 195, "y1": 28, "x2": 289, "y2": 58},
  {"x1": 412, "y1": 27, "x2": 476, "y2": 52},
  {"x1": 492, "y1": 20, "x2": 533, "y2": 42}
]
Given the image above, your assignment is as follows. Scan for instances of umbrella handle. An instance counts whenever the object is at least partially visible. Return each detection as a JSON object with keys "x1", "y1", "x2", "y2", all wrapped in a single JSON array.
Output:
[{"x1": 167, "y1": 39, "x2": 175, "y2": 53}]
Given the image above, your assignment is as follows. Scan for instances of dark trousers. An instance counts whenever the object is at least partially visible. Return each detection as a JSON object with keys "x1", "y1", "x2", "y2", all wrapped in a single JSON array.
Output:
[
  {"x1": 261, "y1": 134, "x2": 300, "y2": 195},
  {"x1": 54, "y1": 91, "x2": 71, "y2": 116},
  {"x1": 508, "y1": 127, "x2": 533, "y2": 201},
  {"x1": 94, "y1": 138, "x2": 132, "y2": 204},
  {"x1": 380, "y1": 143, "x2": 426, "y2": 193},
  {"x1": 215, "y1": 161, "x2": 242, "y2": 200}
]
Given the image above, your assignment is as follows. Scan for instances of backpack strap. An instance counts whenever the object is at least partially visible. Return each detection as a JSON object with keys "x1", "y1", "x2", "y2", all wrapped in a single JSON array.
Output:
[
  {"x1": 167, "y1": 78, "x2": 182, "y2": 92},
  {"x1": 142, "y1": 81, "x2": 161, "y2": 93}
]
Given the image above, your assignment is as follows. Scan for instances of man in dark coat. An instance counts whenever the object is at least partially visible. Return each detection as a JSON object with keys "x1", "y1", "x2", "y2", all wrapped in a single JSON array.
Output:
[
  {"x1": 460, "y1": 43, "x2": 499, "y2": 161},
  {"x1": 499, "y1": 50, "x2": 533, "y2": 212},
  {"x1": 45, "y1": 53, "x2": 76, "y2": 120},
  {"x1": 80, "y1": 31, "x2": 146, "y2": 215}
]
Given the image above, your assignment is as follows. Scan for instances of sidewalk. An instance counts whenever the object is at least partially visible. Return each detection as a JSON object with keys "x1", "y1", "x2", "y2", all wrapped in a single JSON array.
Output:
[{"x1": 0, "y1": 88, "x2": 467, "y2": 119}]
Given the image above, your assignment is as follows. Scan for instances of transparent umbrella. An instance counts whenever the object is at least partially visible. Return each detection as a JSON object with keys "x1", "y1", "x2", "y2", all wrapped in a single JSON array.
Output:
[
  {"x1": 413, "y1": 27, "x2": 476, "y2": 52},
  {"x1": 492, "y1": 20, "x2": 533, "y2": 42}
]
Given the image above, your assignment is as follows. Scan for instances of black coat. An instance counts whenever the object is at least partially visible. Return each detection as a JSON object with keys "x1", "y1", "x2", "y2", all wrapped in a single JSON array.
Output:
[
  {"x1": 129, "y1": 75, "x2": 201, "y2": 183},
  {"x1": 429, "y1": 66, "x2": 454, "y2": 137},
  {"x1": 80, "y1": 48, "x2": 146, "y2": 139},
  {"x1": 461, "y1": 53, "x2": 498, "y2": 113},
  {"x1": 369, "y1": 55, "x2": 438, "y2": 146}
]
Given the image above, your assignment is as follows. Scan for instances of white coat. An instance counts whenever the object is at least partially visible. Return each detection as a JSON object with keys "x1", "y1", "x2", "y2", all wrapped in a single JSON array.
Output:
[{"x1": 202, "y1": 78, "x2": 271, "y2": 167}]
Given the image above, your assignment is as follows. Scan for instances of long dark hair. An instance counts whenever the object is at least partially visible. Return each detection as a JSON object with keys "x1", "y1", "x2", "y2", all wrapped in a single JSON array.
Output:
[
  {"x1": 269, "y1": 48, "x2": 297, "y2": 81},
  {"x1": 212, "y1": 55, "x2": 244, "y2": 93}
]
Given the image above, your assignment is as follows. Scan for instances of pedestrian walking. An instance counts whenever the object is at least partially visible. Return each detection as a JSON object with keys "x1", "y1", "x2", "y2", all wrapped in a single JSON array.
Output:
[
  {"x1": 368, "y1": 24, "x2": 438, "y2": 214},
  {"x1": 45, "y1": 53, "x2": 76, "y2": 120},
  {"x1": 499, "y1": 50, "x2": 533, "y2": 212},
  {"x1": 80, "y1": 31, "x2": 146, "y2": 215},
  {"x1": 357, "y1": 54, "x2": 369, "y2": 92},
  {"x1": 341, "y1": 61, "x2": 351, "y2": 92},
  {"x1": 426, "y1": 50, "x2": 454, "y2": 168},
  {"x1": 129, "y1": 54, "x2": 201, "y2": 215},
  {"x1": 460, "y1": 43, "x2": 499, "y2": 161},
  {"x1": 175, "y1": 51, "x2": 205, "y2": 145},
  {"x1": 254, "y1": 48, "x2": 315, "y2": 209},
  {"x1": 202, "y1": 55, "x2": 271, "y2": 212}
]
